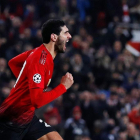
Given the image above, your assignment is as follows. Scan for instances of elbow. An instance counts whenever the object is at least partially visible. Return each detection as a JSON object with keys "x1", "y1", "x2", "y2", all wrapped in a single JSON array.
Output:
[
  {"x1": 31, "y1": 100, "x2": 40, "y2": 109},
  {"x1": 8, "y1": 60, "x2": 12, "y2": 68},
  {"x1": 8, "y1": 59, "x2": 15, "y2": 70},
  {"x1": 31, "y1": 97, "x2": 41, "y2": 109}
]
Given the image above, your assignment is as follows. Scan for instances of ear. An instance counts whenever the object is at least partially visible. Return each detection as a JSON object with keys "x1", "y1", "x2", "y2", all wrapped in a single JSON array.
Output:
[{"x1": 51, "y1": 34, "x2": 58, "y2": 42}]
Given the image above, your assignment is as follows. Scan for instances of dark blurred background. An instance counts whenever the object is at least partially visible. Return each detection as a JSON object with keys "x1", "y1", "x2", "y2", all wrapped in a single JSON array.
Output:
[{"x1": 0, "y1": 0, "x2": 140, "y2": 140}]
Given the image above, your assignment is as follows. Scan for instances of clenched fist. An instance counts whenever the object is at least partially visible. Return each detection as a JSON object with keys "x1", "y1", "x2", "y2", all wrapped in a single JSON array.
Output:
[{"x1": 61, "y1": 72, "x2": 74, "y2": 89}]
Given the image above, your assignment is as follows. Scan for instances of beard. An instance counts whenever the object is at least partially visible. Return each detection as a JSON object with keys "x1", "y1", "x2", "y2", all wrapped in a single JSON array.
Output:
[{"x1": 55, "y1": 36, "x2": 65, "y2": 53}]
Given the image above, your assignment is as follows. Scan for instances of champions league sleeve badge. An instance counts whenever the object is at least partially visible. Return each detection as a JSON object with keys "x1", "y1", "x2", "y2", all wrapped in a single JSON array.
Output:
[{"x1": 33, "y1": 74, "x2": 42, "y2": 83}]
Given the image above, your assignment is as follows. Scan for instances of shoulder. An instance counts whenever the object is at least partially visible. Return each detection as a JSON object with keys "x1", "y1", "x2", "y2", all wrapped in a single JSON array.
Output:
[
  {"x1": 27, "y1": 46, "x2": 46, "y2": 64},
  {"x1": 26, "y1": 45, "x2": 53, "y2": 70}
]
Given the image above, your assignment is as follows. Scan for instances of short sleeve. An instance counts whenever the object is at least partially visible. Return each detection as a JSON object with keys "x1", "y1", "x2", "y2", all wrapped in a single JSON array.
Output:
[{"x1": 27, "y1": 63, "x2": 45, "y2": 89}]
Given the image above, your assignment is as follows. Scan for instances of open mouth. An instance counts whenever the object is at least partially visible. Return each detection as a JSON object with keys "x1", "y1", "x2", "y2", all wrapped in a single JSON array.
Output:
[
  {"x1": 64, "y1": 40, "x2": 69, "y2": 47},
  {"x1": 62, "y1": 40, "x2": 69, "y2": 51},
  {"x1": 63, "y1": 41, "x2": 66, "y2": 51}
]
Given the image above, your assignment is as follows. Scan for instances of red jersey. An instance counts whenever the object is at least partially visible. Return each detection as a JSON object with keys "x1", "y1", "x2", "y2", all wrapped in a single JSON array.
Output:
[{"x1": 0, "y1": 44, "x2": 66, "y2": 126}]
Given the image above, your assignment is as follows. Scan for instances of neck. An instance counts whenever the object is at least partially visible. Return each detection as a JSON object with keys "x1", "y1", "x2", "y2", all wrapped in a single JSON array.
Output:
[{"x1": 43, "y1": 42, "x2": 57, "y2": 59}]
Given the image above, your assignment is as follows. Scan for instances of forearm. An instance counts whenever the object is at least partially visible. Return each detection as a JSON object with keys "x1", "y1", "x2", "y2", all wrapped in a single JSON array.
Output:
[{"x1": 30, "y1": 84, "x2": 66, "y2": 108}]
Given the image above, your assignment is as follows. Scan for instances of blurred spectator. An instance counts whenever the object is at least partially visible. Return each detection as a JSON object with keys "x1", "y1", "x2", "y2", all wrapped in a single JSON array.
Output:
[
  {"x1": 79, "y1": 27, "x2": 88, "y2": 41},
  {"x1": 30, "y1": 29, "x2": 42, "y2": 48},
  {"x1": 80, "y1": 41, "x2": 93, "y2": 66},
  {"x1": 5, "y1": 41, "x2": 22, "y2": 61},
  {"x1": 100, "y1": 119, "x2": 117, "y2": 140},
  {"x1": 80, "y1": 91, "x2": 96, "y2": 133},
  {"x1": 107, "y1": 25, "x2": 132, "y2": 48},
  {"x1": 92, "y1": 120, "x2": 103, "y2": 140},
  {"x1": 67, "y1": 0, "x2": 78, "y2": 16},
  {"x1": 129, "y1": 1, "x2": 140, "y2": 23},
  {"x1": 70, "y1": 53, "x2": 91, "y2": 90},
  {"x1": 128, "y1": 103, "x2": 140, "y2": 128},
  {"x1": 23, "y1": 44, "x2": 33, "y2": 52},
  {"x1": 8, "y1": 79, "x2": 16, "y2": 89},
  {"x1": 118, "y1": 131, "x2": 127, "y2": 140},
  {"x1": 109, "y1": 41, "x2": 122, "y2": 60},
  {"x1": 53, "y1": 96, "x2": 64, "y2": 119},
  {"x1": 23, "y1": 4, "x2": 35, "y2": 28},
  {"x1": 58, "y1": 0, "x2": 68, "y2": 17},
  {"x1": 64, "y1": 106, "x2": 89, "y2": 140},
  {"x1": 20, "y1": 28, "x2": 32, "y2": 45},
  {"x1": 70, "y1": 54, "x2": 83, "y2": 73},
  {"x1": 0, "y1": 86, "x2": 11, "y2": 104},
  {"x1": 107, "y1": 91, "x2": 121, "y2": 123},
  {"x1": 119, "y1": 115, "x2": 129, "y2": 131},
  {"x1": 126, "y1": 123, "x2": 140, "y2": 140},
  {"x1": 9, "y1": 17, "x2": 23, "y2": 45},
  {"x1": 81, "y1": 135, "x2": 91, "y2": 140},
  {"x1": 43, "y1": 106, "x2": 62, "y2": 133},
  {"x1": 0, "y1": 58, "x2": 11, "y2": 84},
  {"x1": 76, "y1": 0, "x2": 90, "y2": 22}
]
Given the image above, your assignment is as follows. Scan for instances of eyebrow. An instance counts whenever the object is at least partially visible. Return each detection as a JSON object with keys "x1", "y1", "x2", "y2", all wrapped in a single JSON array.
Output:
[{"x1": 64, "y1": 30, "x2": 69, "y2": 33}]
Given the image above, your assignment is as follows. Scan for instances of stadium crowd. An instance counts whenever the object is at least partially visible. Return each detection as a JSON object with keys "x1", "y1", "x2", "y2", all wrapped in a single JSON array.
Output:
[{"x1": 0, "y1": 0, "x2": 140, "y2": 140}]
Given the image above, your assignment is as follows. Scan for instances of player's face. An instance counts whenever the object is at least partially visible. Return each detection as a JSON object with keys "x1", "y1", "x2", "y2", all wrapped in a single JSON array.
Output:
[{"x1": 55, "y1": 25, "x2": 72, "y2": 53}]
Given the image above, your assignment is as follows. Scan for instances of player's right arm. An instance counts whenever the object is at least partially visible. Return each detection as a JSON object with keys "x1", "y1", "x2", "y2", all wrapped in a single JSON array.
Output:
[
  {"x1": 29, "y1": 73, "x2": 74, "y2": 109},
  {"x1": 8, "y1": 50, "x2": 33, "y2": 78}
]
